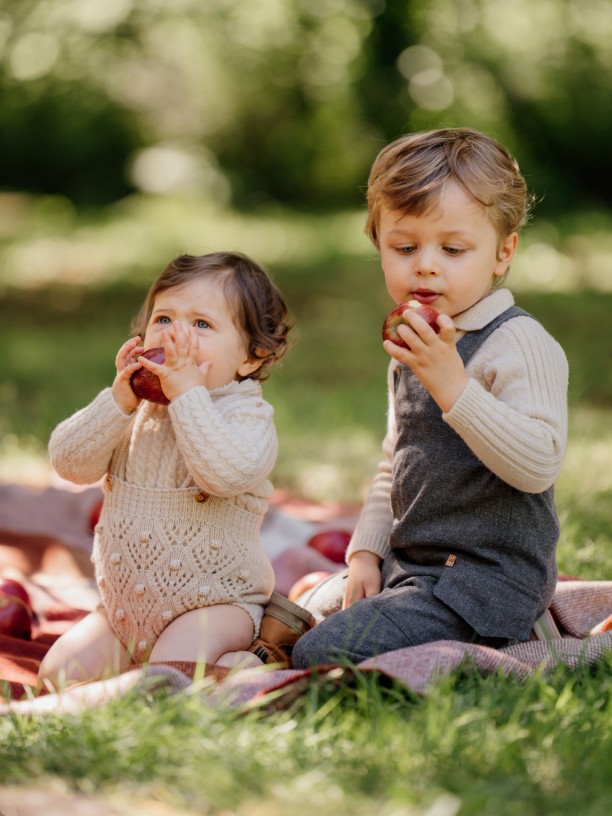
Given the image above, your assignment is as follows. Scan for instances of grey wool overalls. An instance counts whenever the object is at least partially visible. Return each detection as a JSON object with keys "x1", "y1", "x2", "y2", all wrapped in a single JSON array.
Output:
[{"x1": 292, "y1": 307, "x2": 559, "y2": 667}]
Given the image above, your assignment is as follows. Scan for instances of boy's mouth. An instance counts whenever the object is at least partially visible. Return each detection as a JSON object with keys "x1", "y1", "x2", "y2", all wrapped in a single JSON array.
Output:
[{"x1": 411, "y1": 290, "x2": 439, "y2": 305}]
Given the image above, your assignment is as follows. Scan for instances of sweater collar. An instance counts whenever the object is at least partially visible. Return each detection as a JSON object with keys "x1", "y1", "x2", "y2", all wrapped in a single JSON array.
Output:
[
  {"x1": 209, "y1": 377, "x2": 263, "y2": 399},
  {"x1": 452, "y1": 288, "x2": 515, "y2": 333}
]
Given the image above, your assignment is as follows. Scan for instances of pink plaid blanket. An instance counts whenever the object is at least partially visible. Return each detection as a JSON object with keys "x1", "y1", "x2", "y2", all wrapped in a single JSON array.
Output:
[{"x1": 2, "y1": 578, "x2": 610, "y2": 717}]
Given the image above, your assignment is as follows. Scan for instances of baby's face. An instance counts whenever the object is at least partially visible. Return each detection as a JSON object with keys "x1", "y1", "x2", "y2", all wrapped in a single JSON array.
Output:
[
  {"x1": 144, "y1": 277, "x2": 259, "y2": 389},
  {"x1": 377, "y1": 182, "x2": 517, "y2": 318}
]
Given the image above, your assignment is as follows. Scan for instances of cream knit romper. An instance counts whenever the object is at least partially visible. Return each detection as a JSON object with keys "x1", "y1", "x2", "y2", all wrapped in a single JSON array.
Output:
[{"x1": 49, "y1": 381, "x2": 278, "y2": 662}]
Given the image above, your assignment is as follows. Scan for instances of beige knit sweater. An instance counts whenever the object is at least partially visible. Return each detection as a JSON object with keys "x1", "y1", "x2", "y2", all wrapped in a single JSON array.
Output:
[
  {"x1": 346, "y1": 288, "x2": 569, "y2": 563},
  {"x1": 49, "y1": 379, "x2": 277, "y2": 659}
]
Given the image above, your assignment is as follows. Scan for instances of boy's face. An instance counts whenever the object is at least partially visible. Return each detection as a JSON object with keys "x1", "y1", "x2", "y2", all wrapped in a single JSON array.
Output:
[
  {"x1": 144, "y1": 277, "x2": 259, "y2": 389},
  {"x1": 377, "y1": 182, "x2": 517, "y2": 318}
]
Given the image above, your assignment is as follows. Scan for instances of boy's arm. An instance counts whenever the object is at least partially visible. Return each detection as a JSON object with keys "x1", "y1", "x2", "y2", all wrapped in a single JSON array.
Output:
[
  {"x1": 342, "y1": 362, "x2": 396, "y2": 606},
  {"x1": 444, "y1": 316, "x2": 568, "y2": 492},
  {"x1": 169, "y1": 386, "x2": 278, "y2": 496}
]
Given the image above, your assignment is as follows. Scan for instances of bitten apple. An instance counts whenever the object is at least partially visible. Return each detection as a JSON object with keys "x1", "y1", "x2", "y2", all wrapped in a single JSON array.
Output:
[
  {"x1": 0, "y1": 576, "x2": 34, "y2": 640},
  {"x1": 306, "y1": 529, "x2": 351, "y2": 564},
  {"x1": 382, "y1": 300, "x2": 440, "y2": 349},
  {"x1": 130, "y1": 347, "x2": 170, "y2": 405}
]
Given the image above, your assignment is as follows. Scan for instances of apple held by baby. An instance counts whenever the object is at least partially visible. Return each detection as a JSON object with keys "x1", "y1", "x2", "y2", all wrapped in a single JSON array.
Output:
[
  {"x1": 382, "y1": 300, "x2": 440, "y2": 348},
  {"x1": 130, "y1": 347, "x2": 170, "y2": 405}
]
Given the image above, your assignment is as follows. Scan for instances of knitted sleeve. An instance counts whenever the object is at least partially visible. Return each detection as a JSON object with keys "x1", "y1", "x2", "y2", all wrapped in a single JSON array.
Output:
[
  {"x1": 443, "y1": 316, "x2": 569, "y2": 492},
  {"x1": 168, "y1": 385, "x2": 278, "y2": 496},
  {"x1": 49, "y1": 388, "x2": 134, "y2": 484},
  {"x1": 345, "y1": 362, "x2": 396, "y2": 562}
]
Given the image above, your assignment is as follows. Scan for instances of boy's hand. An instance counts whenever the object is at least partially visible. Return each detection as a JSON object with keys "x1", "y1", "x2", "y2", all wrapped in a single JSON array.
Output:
[
  {"x1": 138, "y1": 322, "x2": 212, "y2": 402},
  {"x1": 343, "y1": 550, "x2": 382, "y2": 609},
  {"x1": 112, "y1": 336, "x2": 144, "y2": 414},
  {"x1": 383, "y1": 311, "x2": 469, "y2": 412}
]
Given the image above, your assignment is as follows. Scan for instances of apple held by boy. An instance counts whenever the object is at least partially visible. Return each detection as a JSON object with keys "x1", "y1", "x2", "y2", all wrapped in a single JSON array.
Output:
[
  {"x1": 382, "y1": 300, "x2": 440, "y2": 348},
  {"x1": 130, "y1": 347, "x2": 170, "y2": 405}
]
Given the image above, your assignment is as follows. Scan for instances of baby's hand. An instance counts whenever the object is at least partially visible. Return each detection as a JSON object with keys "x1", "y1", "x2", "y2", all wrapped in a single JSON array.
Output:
[
  {"x1": 112, "y1": 336, "x2": 144, "y2": 414},
  {"x1": 139, "y1": 322, "x2": 212, "y2": 401},
  {"x1": 343, "y1": 550, "x2": 382, "y2": 609},
  {"x1": 383, "y1": 312, "x2": 469, "y2": 412}
]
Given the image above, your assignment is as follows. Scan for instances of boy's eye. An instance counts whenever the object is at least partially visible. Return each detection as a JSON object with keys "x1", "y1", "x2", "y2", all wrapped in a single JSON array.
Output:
[
  {"x1": 195, "y1": 319, "x2": 210, "y2": 329},
  {"x1": 444, "y1": 247, "x2": 463, "y2": 255},
  {"x1": 157, "y1": 316, "x2": 171, "y2": 324},
  {"x1": 398, "y1": 246, "x2": 415, "y2": 254}
]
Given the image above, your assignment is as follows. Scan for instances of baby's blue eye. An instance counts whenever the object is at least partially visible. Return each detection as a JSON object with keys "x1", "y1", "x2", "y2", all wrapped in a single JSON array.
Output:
[
  {"x1": 195, "y1": 319, "x2": 210, "y2": 329},
  {"x1": 158, "y1": 316, "x2": 171, "y2": 324}
]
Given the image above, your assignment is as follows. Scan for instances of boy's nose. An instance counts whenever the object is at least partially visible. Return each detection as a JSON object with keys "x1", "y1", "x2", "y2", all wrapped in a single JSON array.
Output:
[{"x1": 415, "y1": 249, "x2": 440, "y2": 276}]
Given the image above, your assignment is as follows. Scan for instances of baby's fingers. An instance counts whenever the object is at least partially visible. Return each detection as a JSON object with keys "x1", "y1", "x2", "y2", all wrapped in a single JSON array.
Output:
[{"x1": 116, "y1": 336, "x2": 143, "y2": 371}]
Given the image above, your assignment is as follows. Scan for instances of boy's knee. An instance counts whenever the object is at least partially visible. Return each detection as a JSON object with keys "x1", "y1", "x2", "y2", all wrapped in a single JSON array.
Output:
[
  {"x1": 292, "y1": 629, "x2": 323, "y2": 669},
  {"x1": 292, "y1": 621, "x2": 344, "y2": 669}
]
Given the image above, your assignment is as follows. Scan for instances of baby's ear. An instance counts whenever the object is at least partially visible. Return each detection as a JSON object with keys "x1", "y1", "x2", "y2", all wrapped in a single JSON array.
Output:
[{"x1": 237, "y1": 356, "x2": 265, "y2": 378}]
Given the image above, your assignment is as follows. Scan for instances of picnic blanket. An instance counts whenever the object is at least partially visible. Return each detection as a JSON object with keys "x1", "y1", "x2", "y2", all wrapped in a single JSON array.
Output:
[{"x1": 1, "y1": 480, "x2": 611, "y2": 716}]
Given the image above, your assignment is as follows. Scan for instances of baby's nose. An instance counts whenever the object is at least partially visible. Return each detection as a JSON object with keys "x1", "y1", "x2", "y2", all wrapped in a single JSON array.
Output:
[{"x1": 172, "y1": 319, "x2": 190, "y2": 334}]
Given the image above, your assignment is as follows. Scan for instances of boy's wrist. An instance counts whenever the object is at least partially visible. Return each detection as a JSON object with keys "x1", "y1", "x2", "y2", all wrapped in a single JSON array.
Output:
[
  {"x1": 435, "y1": 374, "x2": 469, "y2": 413},
  {"x1": 347, "y1": 549, "x2": 382, "y2": 567}
]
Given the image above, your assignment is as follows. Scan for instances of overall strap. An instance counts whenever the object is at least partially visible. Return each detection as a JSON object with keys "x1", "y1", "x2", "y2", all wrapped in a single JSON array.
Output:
[{"x1": 456, "y1": 305, "x2": 531, "y2": 364}]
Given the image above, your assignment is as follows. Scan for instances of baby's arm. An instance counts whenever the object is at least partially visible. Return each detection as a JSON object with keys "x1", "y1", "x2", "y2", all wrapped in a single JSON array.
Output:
[
  {"x1": 444, "y1": 317, "x2": 568, "y2": 492},
  {"x1": 49, "y1": 337, "x2": 143, "y2": 484},
  {"x1": 49, "y1": 389, "x2": 134, "y2": 484},
  {"x1": 169, "y1": 387, "x2": 278, "y2": 495}
]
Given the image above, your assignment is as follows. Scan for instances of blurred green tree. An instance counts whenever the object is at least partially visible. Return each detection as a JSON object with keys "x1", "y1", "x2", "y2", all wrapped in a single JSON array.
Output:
[{"x1": 0, "y1": 0, "x2": 611, "y2": 213}]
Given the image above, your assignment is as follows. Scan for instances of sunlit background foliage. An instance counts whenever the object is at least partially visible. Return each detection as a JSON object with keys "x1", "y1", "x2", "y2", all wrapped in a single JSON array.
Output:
[
  {"x1": 1, "y1": 0, "x2": 612, "y2": 514},
  {"x1": 2, "y1": 0, "x2": 612, "y2": 212}
]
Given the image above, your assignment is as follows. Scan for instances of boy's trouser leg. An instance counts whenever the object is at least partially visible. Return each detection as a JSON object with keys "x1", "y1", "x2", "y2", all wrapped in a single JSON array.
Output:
[{"x1": 292, "y1": 575, "x2": 506, "y2": 668}]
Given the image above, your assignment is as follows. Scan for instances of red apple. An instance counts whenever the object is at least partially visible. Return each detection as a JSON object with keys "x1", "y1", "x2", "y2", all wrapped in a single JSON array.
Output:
[
  {"x1": 130, "y1": 347, "x2": 170, "y2": 405},
  {"x1": 288, "y1": 570, "x2": 331, "y2": 603},
  {"x1": 382, "y1": 300, "x2": 440, "y2": 348},
  {"x1": 0, "y1": 577, "x2": 34, "y2": 640},
  {"x1": 306, "y1": 529, "x2": 351, "y2": 564}
]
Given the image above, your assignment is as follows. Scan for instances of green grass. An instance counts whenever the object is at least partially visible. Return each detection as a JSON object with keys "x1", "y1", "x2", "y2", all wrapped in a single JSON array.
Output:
[
  {"x1": 1, "y1": 198, "x2": 611, "y2": 813},
  {"x1": 1, "y1": 658, "x2": 611, "y2": 815}
]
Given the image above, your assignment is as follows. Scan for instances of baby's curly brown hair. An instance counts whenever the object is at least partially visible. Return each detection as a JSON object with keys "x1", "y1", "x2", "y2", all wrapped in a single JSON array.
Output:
[{"x1": 132, "y1": 251, "x2": 293, "y2": 381}]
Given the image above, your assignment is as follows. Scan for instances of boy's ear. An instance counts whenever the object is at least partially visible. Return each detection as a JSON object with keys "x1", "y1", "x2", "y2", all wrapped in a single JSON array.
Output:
[{"x1": 494, "y1": 232, "x2": 518, "y2": 277}]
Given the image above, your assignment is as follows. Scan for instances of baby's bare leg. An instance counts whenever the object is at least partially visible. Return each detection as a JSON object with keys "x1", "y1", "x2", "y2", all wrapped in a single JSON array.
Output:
[
  {"x1": 38, "y1": 609, "x2": 131, "y2": 690},
  {"x1": 149, "y1": 604, "x2": 261, "y2": 668}
]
